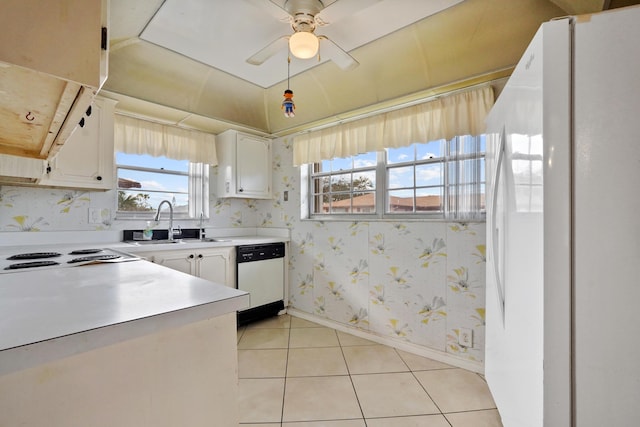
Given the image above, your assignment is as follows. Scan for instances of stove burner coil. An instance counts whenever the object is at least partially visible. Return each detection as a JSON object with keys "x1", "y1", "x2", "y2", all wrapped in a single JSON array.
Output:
[
  {"x1": 69, "y1": 249, "x2": 103, "y2": 255},
  {"x1": 67, "y1": 254, "x2": 121, "y2": 264},
  {"x1": 7, "y1": 252, "x2": 62, "y2": 260},
  {"x1": 4, "y1": 260, "x2": 61, "y2": 270}
]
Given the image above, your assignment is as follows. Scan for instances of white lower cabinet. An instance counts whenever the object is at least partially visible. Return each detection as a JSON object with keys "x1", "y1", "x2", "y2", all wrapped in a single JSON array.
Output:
[{"x1": 138, "y1": 247, "x2": 235, "y2": 288}]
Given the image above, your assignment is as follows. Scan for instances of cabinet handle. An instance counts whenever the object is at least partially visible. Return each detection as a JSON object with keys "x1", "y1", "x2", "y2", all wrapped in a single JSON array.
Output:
[
  {"x1": 79, "y1": 117, "x2": 85, "y2": 128},
  {"x1": 238, "y1": 187, "x2": 244, "y2": 193},
  {"x1": 96, "y1": 176, "x2": 102, "y2": 181},
  {"x1": 197, "y1": 254, "x2": 204, "y2": 259},
  {"x1": 101, "y1": 27, "x2": 108, "y2": 50},
  {"x1": 188, "y1": 254, "x2": 195, "y2": 259}
]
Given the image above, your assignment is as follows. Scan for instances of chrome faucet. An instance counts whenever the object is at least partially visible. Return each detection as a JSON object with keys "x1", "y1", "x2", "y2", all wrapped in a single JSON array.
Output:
[
  {"x1": 154, "y1": 200, "x2": 174, "y2": 241},
  {"x1": 199, "y1": 212, "x2": 206, "y2": 241}
]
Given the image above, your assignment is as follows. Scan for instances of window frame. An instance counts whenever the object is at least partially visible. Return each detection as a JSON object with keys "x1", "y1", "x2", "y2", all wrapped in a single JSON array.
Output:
[
  {"x1": 306, "y1": 136, "x2": 486, "y2": 221},
  {"x1": 385, "y1": 139, "x2": 447, "y2": 218},
  {"x1": 310, "y1": 152, "x2": 381, "y2": 216},
  {"x1": 115, "y1": 153, "x2": 209, "y2": 221}
]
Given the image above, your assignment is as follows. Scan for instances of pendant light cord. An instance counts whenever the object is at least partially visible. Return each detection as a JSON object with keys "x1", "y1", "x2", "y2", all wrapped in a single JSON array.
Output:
[{"x1": 287, "y1": 55, "x2": 291, "y2": 90}]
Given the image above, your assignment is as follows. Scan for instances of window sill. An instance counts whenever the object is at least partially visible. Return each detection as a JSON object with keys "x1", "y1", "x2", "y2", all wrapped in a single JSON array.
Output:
[{"x1": 304, "y1": 214, "x2": 486, "y2": 223}]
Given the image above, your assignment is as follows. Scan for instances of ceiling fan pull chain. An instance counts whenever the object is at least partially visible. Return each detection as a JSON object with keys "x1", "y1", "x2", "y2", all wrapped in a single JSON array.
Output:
[{"x1": 287, "y1": 55, "x2": 291, "y2": 89}]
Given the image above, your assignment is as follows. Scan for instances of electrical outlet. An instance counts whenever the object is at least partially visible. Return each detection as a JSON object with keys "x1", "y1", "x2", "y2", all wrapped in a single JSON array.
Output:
[{"x1": 459, "y1": 327, "x2": 473, "y2": 348}]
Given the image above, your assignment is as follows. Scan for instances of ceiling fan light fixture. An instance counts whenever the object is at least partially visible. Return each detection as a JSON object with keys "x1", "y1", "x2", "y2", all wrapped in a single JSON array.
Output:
[{"x1": 289, "y1": 31, "x2": 319, "y2": 59}]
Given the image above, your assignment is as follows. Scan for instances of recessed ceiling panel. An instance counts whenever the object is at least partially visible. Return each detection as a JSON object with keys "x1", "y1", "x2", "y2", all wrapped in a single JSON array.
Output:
[{"x1": 140, "y1": 0, "x2": 463, "y2": 88}]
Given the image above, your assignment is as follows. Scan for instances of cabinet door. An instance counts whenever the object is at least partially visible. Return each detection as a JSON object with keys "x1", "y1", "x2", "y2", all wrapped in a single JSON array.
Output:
[
  {"x1": 40, "y1": 97, "x2": 116, "y2": 190},
  {"x1": 152, "y1": 250, "x2": 195, "y2": 276},
  {"x1": 135, "y1": 248, "x2": 235, "y2": 288},
  {"x1": 196, "y1": 247, "x2": 235, "y2": 288},
  {"x1": 236, "y1": 134, "x2": 271, "y2": 198}
]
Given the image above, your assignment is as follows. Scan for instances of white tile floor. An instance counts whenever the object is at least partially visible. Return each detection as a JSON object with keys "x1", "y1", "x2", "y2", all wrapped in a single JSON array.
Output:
[{"x1": 237, "y1": 315, "x2": 503, "y2": 426}]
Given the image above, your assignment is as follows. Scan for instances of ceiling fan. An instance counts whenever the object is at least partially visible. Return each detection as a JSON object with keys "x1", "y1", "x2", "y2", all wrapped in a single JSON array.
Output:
[{"x1": 245, "y1": 0, "x2": 378, "y2": 71}]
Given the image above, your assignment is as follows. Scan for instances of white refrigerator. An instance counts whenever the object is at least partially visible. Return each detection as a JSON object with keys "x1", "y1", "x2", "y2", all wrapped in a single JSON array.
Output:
[{"x1": 485, "y1": 5, "x2": 640, "y2": 427}]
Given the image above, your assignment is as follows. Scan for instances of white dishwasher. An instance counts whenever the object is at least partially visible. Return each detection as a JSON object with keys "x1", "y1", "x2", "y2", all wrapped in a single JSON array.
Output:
[{"x1": 236, "y1": 243, "x2": 285, "y2": 325}]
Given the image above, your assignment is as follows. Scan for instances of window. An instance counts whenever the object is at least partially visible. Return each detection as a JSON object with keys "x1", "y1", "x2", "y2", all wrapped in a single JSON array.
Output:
[
  {"x1": 386, "y1": 139, "x2": 446, "y2": 214},
  {"x1": 116, "y1": 152, "x2": 209, "y2": 219},
  {"x1": 311, "y1": 152, "x2": 378, "y2": 214},
  {"x1": 308, "y1": 135, "x2": 485, "y2": 220}
]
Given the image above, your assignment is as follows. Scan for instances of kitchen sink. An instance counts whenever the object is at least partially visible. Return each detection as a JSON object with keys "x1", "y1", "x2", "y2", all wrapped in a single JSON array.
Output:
[
  {"x1": 179, "y1": 237, "x2": 235, "y2": 243},
  {"x1": 125, "y1": 237, "x2": 236, "y2": 246},
  {"x1": 126, "y1": 239, "x2": 185, "y2": 245}
]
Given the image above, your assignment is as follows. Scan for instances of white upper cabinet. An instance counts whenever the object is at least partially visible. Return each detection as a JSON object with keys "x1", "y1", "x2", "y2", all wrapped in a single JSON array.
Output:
[
  {"x1": 0, "y1": 155, "x2": 45, "y2": 185},
  {"x1": 216, "y1": 130, "x2": 272, "y2": 199},
  {"x1": 0, "y1": 0, "x2": 108, "y2": 160},
  {"x1": 39, "y1": 97, "x2": 117, "y2": 190}
]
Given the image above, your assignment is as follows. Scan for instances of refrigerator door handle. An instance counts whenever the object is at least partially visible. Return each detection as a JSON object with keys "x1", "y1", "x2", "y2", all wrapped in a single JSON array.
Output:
[{"x1": 490, "y1": 130, "x2": 506, "y2": 324}]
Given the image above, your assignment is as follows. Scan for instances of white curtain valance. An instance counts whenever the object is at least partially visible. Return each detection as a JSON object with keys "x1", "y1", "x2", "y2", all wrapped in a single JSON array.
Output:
[
  {"x1": 293, "y1": 85, "x2": 494, "y2": 166},
  {"x1": 114, "y1": 115, "x2": 218, "y2": 165}
]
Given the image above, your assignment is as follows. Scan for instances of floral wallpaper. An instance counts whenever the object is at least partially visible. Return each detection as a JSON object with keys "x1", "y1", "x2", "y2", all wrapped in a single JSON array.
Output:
[
  {"x1": 0, "y1": 136, "x2": 486, "y2": 364},
  {"x1": 0, "y1": 180, "x2": 255, "y2": 232},
  {"x1": 0, "y1": 187, "x2": 114, "y2": 231},
  {"x1": 288, "y1": 218, "x2": 486, "y2": 363}
]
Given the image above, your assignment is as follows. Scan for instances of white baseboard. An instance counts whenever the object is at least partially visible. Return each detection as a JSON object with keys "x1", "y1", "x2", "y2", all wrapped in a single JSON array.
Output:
[{"x1": 286, "y1": 308, "x2": 484, "y2": 374}]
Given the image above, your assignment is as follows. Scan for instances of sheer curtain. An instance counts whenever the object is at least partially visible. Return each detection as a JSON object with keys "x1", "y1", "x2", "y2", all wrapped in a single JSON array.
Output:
[
  {"x1": 293, "y1": 85, "x2": 494, "y2": 166},
  {"x1": 445, "y1": 135, "x2": 485, "y2": 221},
  {"x1": 188, "y1": 163, "x2": 209, "y2": 219},
  {"x1": 114, "y1": 115, "x2": 218, "y2": 165}
]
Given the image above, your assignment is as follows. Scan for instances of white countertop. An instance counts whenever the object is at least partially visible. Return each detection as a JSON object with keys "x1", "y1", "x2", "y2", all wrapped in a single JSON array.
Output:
[
  {"x1": 0, "y1": 260, "x2": 249, "y2": 375},
  {"x1": 0, "y1": 227, "x2": 289, "y2": 375},
  {"x1": 120, "y1": 235, "x2": 288, "y2": 253},
  {"x1": 0, "y1": 227, "x2": 290, "y2": 249}
]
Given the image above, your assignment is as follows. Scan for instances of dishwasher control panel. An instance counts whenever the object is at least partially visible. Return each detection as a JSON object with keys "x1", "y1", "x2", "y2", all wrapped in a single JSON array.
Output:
[{"x1": 236, "y1": 242, "x2": 285, "y2": 263}]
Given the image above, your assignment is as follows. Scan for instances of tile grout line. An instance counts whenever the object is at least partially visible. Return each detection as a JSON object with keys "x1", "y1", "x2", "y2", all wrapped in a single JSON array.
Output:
[
  {"x1": 336, "y1": 330, "x2": 369, "y2": 425},
  {"x1": 279, "y1": 319, "x2": 293, "y2": 425},
  {"x1": 392, "y1": 347, "x2": 454, "y2": 427}
]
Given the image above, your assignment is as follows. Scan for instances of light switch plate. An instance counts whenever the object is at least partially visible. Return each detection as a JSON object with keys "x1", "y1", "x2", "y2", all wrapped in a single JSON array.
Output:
[{"x1": 88, "y1": 208, "x2": 109, "y2": 224}]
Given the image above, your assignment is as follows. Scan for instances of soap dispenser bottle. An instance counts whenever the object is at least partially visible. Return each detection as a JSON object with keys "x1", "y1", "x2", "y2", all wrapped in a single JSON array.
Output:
[{"x1": 143, "y1": 221, "x2": 153, "y2": 240}]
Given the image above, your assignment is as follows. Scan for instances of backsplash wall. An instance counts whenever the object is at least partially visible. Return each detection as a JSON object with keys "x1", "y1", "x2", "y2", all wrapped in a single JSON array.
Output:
[
  {"x1": 0, "y1": 136, "x2": 486, "y2": 366},
  {"x1": 0, "y1": 179, "x2": 260, "y2": 233}
]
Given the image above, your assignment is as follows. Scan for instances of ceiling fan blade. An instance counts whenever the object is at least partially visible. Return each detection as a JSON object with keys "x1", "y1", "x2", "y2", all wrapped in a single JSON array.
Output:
[
  {"x1": 318, "y1": 36, "x2": 359, "y2": 71},
  {"x1": 246, "y1": 35, "x2": 290, "y2": 65},
  {"x1": 316, "y1": 0, "x2": 383, "y2": 25},
  {"x1": 243, "y1": 0, "x2": 292, "y2": 22}
]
